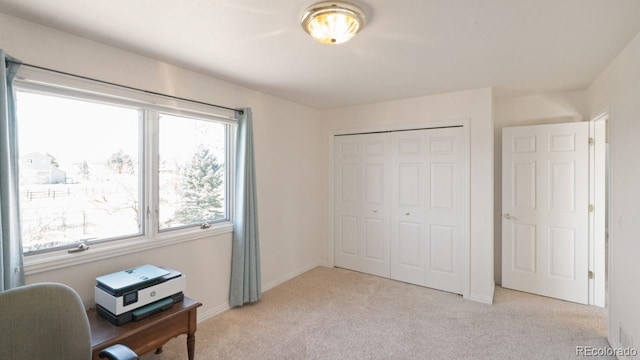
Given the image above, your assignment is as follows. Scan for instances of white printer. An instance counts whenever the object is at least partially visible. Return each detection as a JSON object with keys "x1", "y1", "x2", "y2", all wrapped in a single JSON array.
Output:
[{"x1": 94, "y1": 264, "x2": 185, "y2": 325}]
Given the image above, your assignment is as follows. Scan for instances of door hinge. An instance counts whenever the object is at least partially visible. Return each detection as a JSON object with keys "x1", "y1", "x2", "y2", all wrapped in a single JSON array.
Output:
[
  {"x1": 589, "y1": 137, "x2": 595, "y2": 146},
  {"x1": 588, "y1": 270, "x2": 594, "y2": 279},
  {"x1": 589, "y1": 204, "x2": 594, "y2": 212},
  {"x1": 146, "y1": 206, "x2": 150, "y2": 219}
]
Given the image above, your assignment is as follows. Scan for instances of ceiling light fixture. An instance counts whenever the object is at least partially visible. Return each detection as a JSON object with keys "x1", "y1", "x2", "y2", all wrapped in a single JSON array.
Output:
[{"x1": 301, "y1": 1, "x2": 367, "y2": 45}]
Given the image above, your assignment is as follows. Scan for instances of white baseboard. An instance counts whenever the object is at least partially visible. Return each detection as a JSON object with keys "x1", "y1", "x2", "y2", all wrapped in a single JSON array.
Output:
[
  {"x1": 196, "y1": 262, "x2": 325, "y2": 323},
  {"x1": 468, "y1": 293, "x2": 494, "y2": 304},
  {"x1": 262, "y1": 262, "x2": 324, "y2": 292},
  {"x1": 197, "y1": 302, "x2": 231, "y2": 323},
  {"x1": 468, "y1": 284, "x2": 495, "y2": 304}
]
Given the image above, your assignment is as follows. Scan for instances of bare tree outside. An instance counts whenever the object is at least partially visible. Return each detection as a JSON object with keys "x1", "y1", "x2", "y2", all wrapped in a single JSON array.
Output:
[
  {"x1": 16, "y1": 91, "x2": 227, "y2": 252},
  {"x1": 107, "y1": 149, "x2": 135, "y2": 174},
  {"x1": 16, "y1": 91, "x2": 141, "y2": 252}
]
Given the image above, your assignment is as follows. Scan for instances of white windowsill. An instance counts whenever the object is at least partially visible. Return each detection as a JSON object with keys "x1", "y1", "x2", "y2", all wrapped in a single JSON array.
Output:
[{"x1": 23, "y1": 222, "x2": 234, "y2": 276}]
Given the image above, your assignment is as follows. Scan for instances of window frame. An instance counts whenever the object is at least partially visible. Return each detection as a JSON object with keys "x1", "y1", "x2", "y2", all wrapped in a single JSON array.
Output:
[
  {"x1": 151, "y1": 109, "x2": 234, "y2": 234},
  {"x1": 14, "y1": 67, "x2": 236, "y2": 275}
]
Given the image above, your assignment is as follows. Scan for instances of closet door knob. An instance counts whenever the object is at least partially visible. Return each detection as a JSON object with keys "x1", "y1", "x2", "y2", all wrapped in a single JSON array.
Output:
[
  {"x1": 405, "y1": 212, "x2": 410, "y2": 216},
  {"x1": 503, "y1": 213, "x2": 517, "y2": 220},
  {"x1": 373, "y1": 209, "x2": 378, "y2": 213}
]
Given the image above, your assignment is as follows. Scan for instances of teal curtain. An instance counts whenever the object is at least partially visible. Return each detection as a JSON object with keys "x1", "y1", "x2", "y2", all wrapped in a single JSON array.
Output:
[
  {"x1": 230, "y1": 108, "x2": 261, "y2": 307},
  {"x1": 0, "y1": 50, "x2": 24, "y2": 291}
]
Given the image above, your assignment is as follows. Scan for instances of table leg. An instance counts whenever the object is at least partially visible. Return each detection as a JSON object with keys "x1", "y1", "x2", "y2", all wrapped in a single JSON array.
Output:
[{"x1": 187, "y1": 332, "x2": 196, "y2": 360}]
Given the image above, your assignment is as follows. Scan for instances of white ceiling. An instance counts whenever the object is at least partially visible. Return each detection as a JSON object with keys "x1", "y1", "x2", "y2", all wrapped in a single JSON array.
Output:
[{"x1": 1, "y1": 0, "x2": 639, "y2": 109}]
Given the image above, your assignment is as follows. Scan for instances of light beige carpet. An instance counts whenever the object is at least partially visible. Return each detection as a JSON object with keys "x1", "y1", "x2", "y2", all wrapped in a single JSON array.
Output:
[{"x1": 142, "y1": 266, "x2": 612, "y2": 360}]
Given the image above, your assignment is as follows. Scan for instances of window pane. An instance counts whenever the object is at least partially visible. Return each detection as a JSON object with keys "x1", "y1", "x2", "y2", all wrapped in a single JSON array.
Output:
[
  {"x1": 16, "y1": 91, "x2": 142, "y2": 253},
  {"x1": 158, "y1": 114, "x2": 227, "y2": 230}
]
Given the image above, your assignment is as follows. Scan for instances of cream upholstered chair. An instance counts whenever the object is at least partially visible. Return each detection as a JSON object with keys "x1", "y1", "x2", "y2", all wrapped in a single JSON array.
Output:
[{"x1": 0, "y1": 282, "x2": 137, "y2": 360}]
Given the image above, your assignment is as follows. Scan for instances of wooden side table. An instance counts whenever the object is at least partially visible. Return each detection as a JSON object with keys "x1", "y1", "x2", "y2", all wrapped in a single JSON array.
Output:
[{"x1": 88, "y1": 296, "x2": 202, "y2": 360}]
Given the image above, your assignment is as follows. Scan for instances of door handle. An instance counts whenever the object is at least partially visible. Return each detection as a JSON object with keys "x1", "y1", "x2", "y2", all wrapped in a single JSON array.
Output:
[{"x1": 503, "y1": 213, "x2": 517, "y2": 220}]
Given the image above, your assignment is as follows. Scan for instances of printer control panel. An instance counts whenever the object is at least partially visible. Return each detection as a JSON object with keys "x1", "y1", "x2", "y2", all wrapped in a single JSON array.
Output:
[{"x1": 123, "y1": 291, "x2": 138, "y2": 306}]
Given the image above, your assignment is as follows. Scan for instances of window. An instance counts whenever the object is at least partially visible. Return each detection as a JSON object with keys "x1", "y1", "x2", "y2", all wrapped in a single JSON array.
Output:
[
  {"x1": 158, "y1": 113, "x2": 227, "y2": 230},
  {"x1": 15, "y1": 77, "x2": 233, "y2": 255},
  {"x1": 17, "y1": 92, "x2": 142, "y2": 253}
]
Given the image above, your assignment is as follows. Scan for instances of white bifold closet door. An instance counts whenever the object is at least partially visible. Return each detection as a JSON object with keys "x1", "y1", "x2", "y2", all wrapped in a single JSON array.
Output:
[
  {"x1": 390, "y1": 128, "x2": 465, "y2": 293},
  {"x1": 334, "y1": 133, "x2": 391, "y2": 278},
  {"x1": 334, "y1": 126, "x2": 465, "y2": 294}
]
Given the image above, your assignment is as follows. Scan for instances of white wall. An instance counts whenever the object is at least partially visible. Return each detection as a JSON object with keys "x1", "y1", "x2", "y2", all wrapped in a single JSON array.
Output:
[
  {"x1": 322, "y1": 87, "x2": 495, "y2": 303},
  {"x1": 493, "y1": 91, "x2": 589, "y2": 283},
  {"x1": 587, "y1": 31, "x2": 640, "y2": 352},
  {"x1": 0, "y1": 13, "x2": 327, "y2": 319}
]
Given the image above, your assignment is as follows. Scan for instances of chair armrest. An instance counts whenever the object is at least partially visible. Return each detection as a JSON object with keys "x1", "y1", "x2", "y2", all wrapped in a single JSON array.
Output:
[{"x1": 98, "y1": 344, "x2": 138, "y2": 360}]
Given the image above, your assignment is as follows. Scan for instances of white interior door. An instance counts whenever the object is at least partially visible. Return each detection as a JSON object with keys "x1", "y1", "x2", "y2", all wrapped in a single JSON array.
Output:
[
  {"x1": 334, "y1": 134, "x2": 391, "y2": 277},
  {"x1": 360, "y1": 134, "x2": 391, "y2": 277},
  {"x1": 390, "y1": 130, "x2": 427, "y2": 285},
  {"x1": 502, "y1": 122, "x2": 589, "y2": 304},
  {"x1": 423, "y1": 127, "x2": 465, "y2": 294},
  {"x1": 335, "y1": 126, "x2": 465, "y2": 295},
  {"x1": 334, "y1": 135, "x2": 362, "y2": 272},
  {"x1": 390, "y1": 127, "x2": 465, "y2": 294}
]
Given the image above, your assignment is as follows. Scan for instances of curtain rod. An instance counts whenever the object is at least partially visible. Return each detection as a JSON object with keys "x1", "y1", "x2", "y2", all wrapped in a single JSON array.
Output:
[{"x1": 7, "y1": 60, "x2": 244, "y2": 115}]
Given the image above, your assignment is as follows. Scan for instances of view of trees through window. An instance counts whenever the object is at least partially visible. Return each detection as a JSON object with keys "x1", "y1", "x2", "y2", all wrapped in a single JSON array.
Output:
[
  {"x1": 16, "y1": 91, "x2": 141, "y2": 252},
  {"x1": 16, "y1": 90, "x2": 229, "y2": 253},
  {"x1": 158, "y1": 113, "x2": 226, "y2": 230}
]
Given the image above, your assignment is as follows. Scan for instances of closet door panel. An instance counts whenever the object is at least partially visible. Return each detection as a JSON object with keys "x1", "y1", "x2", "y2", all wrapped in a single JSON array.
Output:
[
  {"x1": 334, "y1": 136, "x2": 362, "y2": 272},
  {"x1": 361, "y1": 135, "x2": 391, "y2": 277},
  {"x1": 335, "y1": 126, "x2": 465, "y2": 296},
  {"x1": 429, "y1": 225, "x2": 456, "y2": 274},
  {"x1": 391, "y1": 130, "x2": 427, "y2": 285},
  {"x1": 339, "y1": 215, "x2": 358, "y2": 256},
  {"x1": 424, "y1": 128, "x2": 465, "y2": 294}
]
